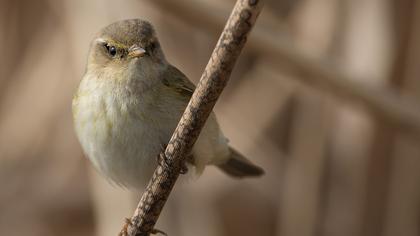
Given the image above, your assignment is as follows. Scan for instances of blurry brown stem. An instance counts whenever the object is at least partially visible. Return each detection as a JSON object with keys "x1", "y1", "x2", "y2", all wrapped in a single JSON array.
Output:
[
  {"x1": 153, "y1": 0, "x2": 420, "y2": 139},
  {"x1": 119, "y1": 0, "x2": 264, "y2": 235}
]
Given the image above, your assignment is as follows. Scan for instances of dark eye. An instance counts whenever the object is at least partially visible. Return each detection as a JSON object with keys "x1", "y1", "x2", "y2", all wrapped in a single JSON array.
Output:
[
  {"x1": 108, "y1": 45, "x2": 117, "y2": 57},
  {"x1": 104, "y1": 44, "x2": 117, "y2": 57}
]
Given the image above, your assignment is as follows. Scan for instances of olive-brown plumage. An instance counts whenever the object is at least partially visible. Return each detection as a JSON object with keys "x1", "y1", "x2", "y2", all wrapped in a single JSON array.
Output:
[{"x1": 72, "y1": 19, "x2": 263, "y2": 189}]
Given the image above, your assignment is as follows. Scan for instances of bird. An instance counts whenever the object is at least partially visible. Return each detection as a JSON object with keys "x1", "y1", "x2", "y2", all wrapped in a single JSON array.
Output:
[{"x1": 72, "y1": 19, "x2": 264, "y2": 189}]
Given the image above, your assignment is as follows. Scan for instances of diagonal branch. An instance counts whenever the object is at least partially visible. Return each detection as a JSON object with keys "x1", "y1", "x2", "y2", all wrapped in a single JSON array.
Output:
[{"x1": 120, "y1": 0, "x2": 264, "y2": 235}]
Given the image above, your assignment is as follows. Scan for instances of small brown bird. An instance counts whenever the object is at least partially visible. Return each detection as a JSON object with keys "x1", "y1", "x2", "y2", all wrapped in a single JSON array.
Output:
[{"x1": 72, "y1": 19, "x2": 264, "y2": 189}]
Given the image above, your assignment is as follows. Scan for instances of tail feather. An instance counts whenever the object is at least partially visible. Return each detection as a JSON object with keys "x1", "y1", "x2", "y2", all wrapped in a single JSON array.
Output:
[{"x1": 217, "y1": 148, "x2": 264, "y2": 178}]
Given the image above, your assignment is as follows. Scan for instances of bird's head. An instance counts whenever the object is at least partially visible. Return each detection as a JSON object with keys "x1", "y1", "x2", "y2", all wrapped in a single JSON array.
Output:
[{"x1": 87, "y1": 19, "x2": 166, "y2": 79}]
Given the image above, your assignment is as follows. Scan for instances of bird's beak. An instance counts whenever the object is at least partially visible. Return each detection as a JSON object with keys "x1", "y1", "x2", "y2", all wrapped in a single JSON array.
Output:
[{"x1": 128, "y1": 45, "x2": 146, "y2": 58}]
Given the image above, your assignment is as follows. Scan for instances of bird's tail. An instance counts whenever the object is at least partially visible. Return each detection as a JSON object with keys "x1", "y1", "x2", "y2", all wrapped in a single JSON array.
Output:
[{"x1": 217, "y1": 147, "x2": 264, "y2": 178}]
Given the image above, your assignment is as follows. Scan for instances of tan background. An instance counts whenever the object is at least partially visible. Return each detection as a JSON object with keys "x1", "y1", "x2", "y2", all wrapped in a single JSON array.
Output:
[{"x1": 1, "y1": 0, "x2": 419, "y2": 235}]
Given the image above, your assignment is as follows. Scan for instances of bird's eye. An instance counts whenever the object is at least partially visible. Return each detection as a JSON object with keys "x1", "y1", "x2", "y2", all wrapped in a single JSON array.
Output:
[
  {"x1": 104, "y1": 44, "x2": 117, "y2": 57},
  {"x1": 108, "y1": 45, "x2": 117, "y2": 57}
]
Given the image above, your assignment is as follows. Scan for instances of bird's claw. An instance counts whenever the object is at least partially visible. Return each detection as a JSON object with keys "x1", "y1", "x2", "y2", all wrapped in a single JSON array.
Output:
[
  {"x1": 157, "y1": 144, "x2": 188, "y2": 175},
  {"x1": 157, "y1": 152, "x2": 188, "y2": 175},
  {"x1": 157, "y1": 152, "x2": 170, "y2": 169}
]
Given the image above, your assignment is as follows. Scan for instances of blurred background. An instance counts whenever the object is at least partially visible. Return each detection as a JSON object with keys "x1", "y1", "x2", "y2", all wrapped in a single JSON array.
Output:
[{"x1": 1, "y1": 0, "x2": 420, "y2": 235}]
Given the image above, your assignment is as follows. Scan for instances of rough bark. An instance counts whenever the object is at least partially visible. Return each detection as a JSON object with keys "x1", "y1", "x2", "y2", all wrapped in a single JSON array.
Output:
[{"x1": 119, "y1": 0, "x2": 264, "y2": 235}]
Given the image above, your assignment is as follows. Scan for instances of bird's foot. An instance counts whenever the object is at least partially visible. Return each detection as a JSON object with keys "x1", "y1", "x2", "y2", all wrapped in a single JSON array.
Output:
[
  {"x1": 157, "y1": 145, "x2": 188, "y2": 175},
  {"x1": 157, "y1": 152, "x2": 188, "y2": 175},
  {"x1": 156, "y1": 144, "x2": 169, "y2": 168},
  {"x1": 157, "y1": 152, "x2": 170, "y2": 169}
]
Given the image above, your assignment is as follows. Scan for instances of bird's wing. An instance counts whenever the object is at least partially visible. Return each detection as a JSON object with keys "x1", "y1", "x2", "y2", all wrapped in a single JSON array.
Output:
[{"x1": 161, "y1": 65, "x2": 195, "y2": 101}]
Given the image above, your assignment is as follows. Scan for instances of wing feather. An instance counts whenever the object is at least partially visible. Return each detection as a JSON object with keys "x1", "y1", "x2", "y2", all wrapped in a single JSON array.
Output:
[{"x1": 161, "y1": 65, "x2": 195, "y2": 100}]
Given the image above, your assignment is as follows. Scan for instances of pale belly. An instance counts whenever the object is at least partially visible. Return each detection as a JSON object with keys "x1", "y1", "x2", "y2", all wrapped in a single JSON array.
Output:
[{"x1": 73, "y1": 90, "x2": 179, "y2": 188}]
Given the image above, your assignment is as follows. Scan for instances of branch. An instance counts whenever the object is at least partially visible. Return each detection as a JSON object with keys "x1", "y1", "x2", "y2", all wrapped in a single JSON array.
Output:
[
  {"x1": 120, "y1": 0, "x2": 264, "y2": 235},
  {"x1": 152, "y1": 0, "x2": 420, "y2": 139}
]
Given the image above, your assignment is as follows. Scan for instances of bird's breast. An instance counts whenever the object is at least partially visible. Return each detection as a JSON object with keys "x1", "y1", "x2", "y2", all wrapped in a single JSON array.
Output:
[{"x1": 72, "y1": 74, "x2": 167, "y2": 187}]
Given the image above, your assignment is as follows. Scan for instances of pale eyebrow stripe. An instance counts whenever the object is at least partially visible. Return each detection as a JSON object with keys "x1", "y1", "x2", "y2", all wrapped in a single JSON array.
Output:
[
  {"x1": 95, "y1": 38, "x2": 107, "y2": 44},
  {"x1": 95, "y1": 38, "x2": 128, "y2": 49}
]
